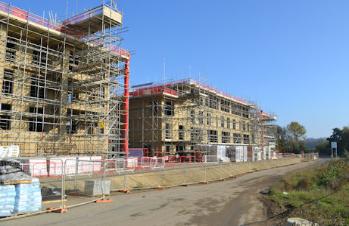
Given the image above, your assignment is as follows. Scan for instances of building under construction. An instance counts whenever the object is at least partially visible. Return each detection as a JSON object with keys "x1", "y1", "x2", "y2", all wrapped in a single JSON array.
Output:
[
  {"x1": 129, "y1": 79, "x2": 276, "y2": 160},
  {"x1": 0, "y1": 2, "x2": 130, "y2": 157}
]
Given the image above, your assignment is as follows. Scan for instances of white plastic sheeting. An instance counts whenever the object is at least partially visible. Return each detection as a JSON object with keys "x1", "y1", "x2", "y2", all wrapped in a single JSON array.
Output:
[
  {"x1": 0, "y1": 145, "x2": 20, "y2": 159},
  {"x1": 196, "y1": 145, "x2": 231, "y2": 163},
  {"x1": 49, "y1": 156, "x2": 102, "y2": 176},
  {"x1": 234, "y1": 146, "x2": 248, "y2": 162},
  {"x1": 252, "y1": 147, "x2": 262, "y2": 162}
]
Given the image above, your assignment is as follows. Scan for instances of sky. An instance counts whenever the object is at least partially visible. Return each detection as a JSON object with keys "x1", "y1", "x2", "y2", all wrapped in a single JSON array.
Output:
[{"x1": 3, "y1": 0, "x2": 349, "y2": 138}]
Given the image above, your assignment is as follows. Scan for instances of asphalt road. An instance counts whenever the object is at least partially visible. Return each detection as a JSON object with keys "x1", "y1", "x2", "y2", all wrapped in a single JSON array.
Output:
[{"x1": 2, "y1": 160, "x2": 322, "y2": 226}]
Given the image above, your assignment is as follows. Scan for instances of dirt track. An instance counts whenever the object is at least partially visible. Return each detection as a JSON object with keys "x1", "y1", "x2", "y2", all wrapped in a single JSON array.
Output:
[{"x1": 2, "y1": 160, "x2": 322, "y2": 226}]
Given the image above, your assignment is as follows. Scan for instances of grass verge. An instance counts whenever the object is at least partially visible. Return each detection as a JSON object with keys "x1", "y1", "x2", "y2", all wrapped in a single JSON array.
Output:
[{"x1": 268, "y1": 159, "x2": 349, "y2": 226}]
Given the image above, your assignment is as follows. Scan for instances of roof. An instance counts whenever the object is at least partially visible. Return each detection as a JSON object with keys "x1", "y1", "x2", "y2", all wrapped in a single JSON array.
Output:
[
  {"x1": 130, "y1": 79, "x2": 251, "y2": 106},
  {"x1": 260, "y1": 111, "x2": 277, "y2": 121},
  {"x1": 63, "y1": 5, "x2": 122, "y2": 34},
  {"x1": 0, "y1": 1, "x2": 130, "y2": 59}
]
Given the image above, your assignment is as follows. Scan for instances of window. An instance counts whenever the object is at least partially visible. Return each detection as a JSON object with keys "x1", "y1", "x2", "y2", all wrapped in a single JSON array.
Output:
[
  {"x1": 165, "y1": 123, "x2": 172, "y2": 139},
  {"x1": 5, "y1": 40, "x2": 16, "y2": 61},
  {"x1": 221, "y1": 100, "x2": 230, "y2": 112},
  {"x1": 0, "y1": 115, "x2": 11, "y2": 130},
  {"x1": 220, "y1": 116, "x2": 225, "y2": 128},
  {"x1": 243, "y1": 134, "x2": 250, "y2": 144},
  {"x1": 87, "y1": 124, "x2": 94, "y2": 135},
  {"x1": 222, "y1": 131, "x2": 231, "y2": 143},
  {"x1": 208, "y1": 130, "x2": 218, "y2": 143},
  {"x1": 209, "y1": 96, "x2": 218, "y2": 109},
  {"x1": 28, "y1": 107, "x2": 44, "y2": 132},
  {"x1": 242, "y1": 106, "x2": 249, "y2": 118},
  {"x1": 66, "y1": 119, "x2": 78, "y2": 134},
  {"x1": 199, "y1": 97, "x2": 205, "y2": 106},
  {"x1": 1, "y1": 104, "x2": 11, "y2": 111},
  {"x1": 2, "y1": 69, "x2": 14, "y2": 94},
  {"x1": 207, "y1": 113, "x2": 211, "y2": 125},
  {"x1": 0, "y1": 104, "x2": 11, "y2": 130},
  {"x1": 32, "y1": 50, "x2": 47, "y2": 65},
  {"x1": 164, "y1": 101, "x2": 174, "y2": 116},
  {"x1": 199, "y1": 111, "x2": 204, "y2": 125},
  {"x1": 232, "y1": 104, "x2": 243, "y2": 116},
  {"x1": 232, "y1": 119, "x2": 236, "y2": 130},
  {"x1": 151, "y1": 101, "x2": 159, "y2": 115},
  {"x1": 67, "y1": 79, "x2": 81, "y2": 101},
  {"x1": 242, "y1": 122, "x2": 246, "y2": 131},
  {"x1": 69, "y1": 51, "x2": 79, "y2": 72},
  {"x1": 233, "y1": 133, "x2": 242, "y2": 144},
  {"x1": 178, "y1": 125, "x2": 184, "y2": 140},
  {"x1": 190, "y1": 128, "x2": 202, "y2": 143},
  {"x1": 227, "y1": 118, "x2": 230, "y2": 129},
  {"x1": 190, "y1": 110, "x2": 195, "y2": 124},
  {"x1": 176, "y1": 144, "x2": 185, "y2": 152},
  {"x1": 30, "y1": 76, "x2": 45, "y2": 98},
  {"x1": 66, "y1": 109, "x2": 78, "y2": 134}
]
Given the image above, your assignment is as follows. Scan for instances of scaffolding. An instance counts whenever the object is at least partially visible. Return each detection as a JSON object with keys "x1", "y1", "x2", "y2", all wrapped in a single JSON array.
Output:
[
  {"x1": 0, "y1": 2, "x2": 130, "y2": 157},
  {"x1": 129, "y1": 79, "x2": 275, "y2": 157}
]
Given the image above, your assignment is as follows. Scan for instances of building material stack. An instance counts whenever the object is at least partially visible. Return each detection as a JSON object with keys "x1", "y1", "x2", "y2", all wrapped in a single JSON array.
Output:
[
  {"x1": 0, "y1": 185, "x2": 15, "y2": 217},
  {"x1": 0, "y1": 160, "x2": 42, "y2": 216},
  {"x1": 14, "y1": 178, "x2": 42, "y2": 214}
]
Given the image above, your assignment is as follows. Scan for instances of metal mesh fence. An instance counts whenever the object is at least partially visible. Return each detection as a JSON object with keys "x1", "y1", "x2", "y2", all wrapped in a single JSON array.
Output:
[{"x1": 0, "y1": 154, "x2": 315, "y2": 219}]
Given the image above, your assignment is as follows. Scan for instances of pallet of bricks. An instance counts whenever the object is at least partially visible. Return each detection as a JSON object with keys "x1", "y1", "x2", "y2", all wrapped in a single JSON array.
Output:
[{"x1": 0, "y1": 160, "x2": 42, "y2": 217}]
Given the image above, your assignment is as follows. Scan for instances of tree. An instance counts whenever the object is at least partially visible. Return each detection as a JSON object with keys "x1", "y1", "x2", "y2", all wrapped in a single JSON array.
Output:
[
  {"x1": 276, "y1": 126, "x2": 288, "y2": 152},
  {"x1": 316, "y1": 140, "x2": 330, "y2": 156},
  {"x1": 327, "y1": 127, "x2": 349, "y2": 157},
  {"x1": 275, "y1": 122, "x2": 307, "y2": 154},
  {"x1": 287, "y1": 121, "x2": 306, "y2": 141},
  {"x1": 327, "y1": 128, "x2": 342, "y2": 143},
  {"x1": 342, "y1": 127, "x2": 349, "y2": 154},
  {"x1": 286, "y1": 122, "x2": 306, "y2": 154}
]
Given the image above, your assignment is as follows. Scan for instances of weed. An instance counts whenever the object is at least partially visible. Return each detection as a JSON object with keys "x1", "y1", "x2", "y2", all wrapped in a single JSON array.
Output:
[{"x1": 268, "y1": 160, "x2": 349, "y2": 226}]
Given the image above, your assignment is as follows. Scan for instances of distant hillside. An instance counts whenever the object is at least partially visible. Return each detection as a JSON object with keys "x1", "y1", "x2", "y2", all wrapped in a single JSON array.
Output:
[{"x1": 305, "y1": 138, "x2": 327, "y2": 150}]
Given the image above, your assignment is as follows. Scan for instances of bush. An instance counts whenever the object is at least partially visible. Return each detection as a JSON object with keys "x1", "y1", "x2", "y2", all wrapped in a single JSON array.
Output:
[{"x1": 317, "y1": 160, "x2": 347, "y2": 190}]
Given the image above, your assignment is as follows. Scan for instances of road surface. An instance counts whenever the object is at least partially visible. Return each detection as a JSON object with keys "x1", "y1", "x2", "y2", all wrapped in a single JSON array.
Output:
[{"x1": 2, "y1": 160, "x2": 322, "y2": 226}]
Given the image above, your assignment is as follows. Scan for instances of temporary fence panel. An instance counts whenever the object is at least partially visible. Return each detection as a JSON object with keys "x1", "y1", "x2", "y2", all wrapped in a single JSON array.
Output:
[
  {"x1": 48, "y1": 158, "x2": 64, "y2": 176},
  {"x1": 91, "y1": 156, "x2": 102, "y2": 173},
  {"x1": 20, "y1": 158, "x2": 48, "y2": 177},
  {"x1": 151, "y1": 157, "x2": 165, "y2": 169},
  {"x1": 128, "y1": 148, "x2": 144, "y2": 158},
  {"x1": 127, "y1": 157, "x2": 138, "y2": 169},
  {"x1": 76, "y1": 156, "x2": 102, "y2": 175},
  {"x1": 217, "y1": 145, "x2": 230, "y2": 162},
  {"x1": 205, "y1": 155, "x2": 218, "y2": 163},
  {"x1": 77, "y1": 156, "x2": 91, "y2": 174}
]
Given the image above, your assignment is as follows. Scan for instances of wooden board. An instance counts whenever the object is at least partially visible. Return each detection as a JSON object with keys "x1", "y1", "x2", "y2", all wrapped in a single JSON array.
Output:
[{"x1": 0, "y1": 179, "x2": 32, "y2": 185}]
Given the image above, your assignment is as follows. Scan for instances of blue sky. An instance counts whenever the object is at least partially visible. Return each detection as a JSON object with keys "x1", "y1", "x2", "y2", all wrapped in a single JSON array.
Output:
[{"x1": 3, "y1": 0, "x2": 349, "y2": 138}]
